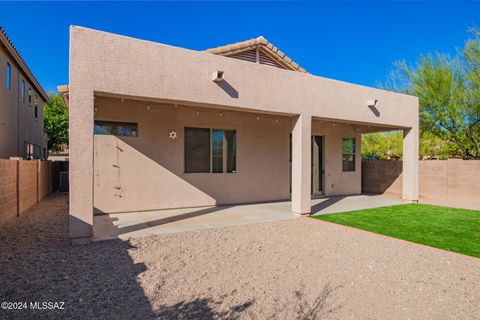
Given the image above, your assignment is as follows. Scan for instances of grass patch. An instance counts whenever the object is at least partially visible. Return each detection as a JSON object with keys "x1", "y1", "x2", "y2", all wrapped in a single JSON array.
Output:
[{"x1": 312, "y1": 204, "x2": 480, "y2": 258}]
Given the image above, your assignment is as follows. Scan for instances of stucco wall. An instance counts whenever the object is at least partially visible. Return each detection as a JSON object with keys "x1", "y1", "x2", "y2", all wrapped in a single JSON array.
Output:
[
  {"x1": 0, "y1": 45, "x2": 46, "y2": 159},
  {"x1": 70, "y1": 27, "x2": 418, "y2": 128},
  {"x1": 69, "y1": 26, "x2": 419, "y2": 241},
  {"x1": 93, "y1": 98, "x2": 362, "y2": 213},
  {"x1": 312, "y1": 121, "x2": 362, "y2": 196}
]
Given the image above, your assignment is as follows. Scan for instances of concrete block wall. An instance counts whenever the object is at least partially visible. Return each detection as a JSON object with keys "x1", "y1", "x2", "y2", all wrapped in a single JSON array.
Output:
[
  {"x1": 0, "y1": 160, "x2": 18, "y2": 222},
  {"x1": 363, "y1": 159, "x2": 480, "y2": 205},
  {"x1": 0, "y1": 159, "x2": 52, "y2": 224},
  {"x1": 18, "y1": 160, "x2": 38, "y2": 215},
  {"x1": 361, "y1": 160, "x2": 402, "y2": 195},
  {"x1": 38, "y1": 161, "x2": 52, "y2": 201}
]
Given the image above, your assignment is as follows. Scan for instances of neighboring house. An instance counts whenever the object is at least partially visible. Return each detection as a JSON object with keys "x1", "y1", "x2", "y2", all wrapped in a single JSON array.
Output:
[
  {"x1": 0, "y1": 27, "x2": 48, "y2": 160},
  {"x1": 61, "y1": 26, "x2": 419, "y2": 244}
]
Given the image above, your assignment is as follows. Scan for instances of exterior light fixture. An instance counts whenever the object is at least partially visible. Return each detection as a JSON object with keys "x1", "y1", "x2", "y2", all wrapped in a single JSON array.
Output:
[
  {"x1": 367, "y1": 99, "x2": 378, "y2": 107},
  {"x1": 212, "y1": 71, "x2": 224, "y2": 82}
]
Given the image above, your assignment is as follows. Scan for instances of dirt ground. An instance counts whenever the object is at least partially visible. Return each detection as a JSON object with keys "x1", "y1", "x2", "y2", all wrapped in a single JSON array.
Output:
[{"x1": 0, "y1": 194, "x2": 479, "y2": 319}]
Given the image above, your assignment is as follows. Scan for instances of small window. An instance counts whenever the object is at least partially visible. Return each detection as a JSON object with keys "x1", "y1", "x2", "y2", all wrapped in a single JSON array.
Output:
[
  {"x1": 28, "y1": 88, "x2": 32, "y2": 103},
  {"x1": 34, "y1": 105, "x2": 38, "y2": 118},
  {"x1": 185, "y1": 127, "x2": 236, "y2": 173},
  {"x1": 21, "y1": 80, "x2": 25, "y2": 101},
  {"x1": 94, "y1": 121, "x2": 138, "y2": 137},
  {"x1": 342, "y1": 138, "x2": 356, "y2": 172},
  {"x1": 6, "y1": 63, "x2": 11, "y2": 90}
]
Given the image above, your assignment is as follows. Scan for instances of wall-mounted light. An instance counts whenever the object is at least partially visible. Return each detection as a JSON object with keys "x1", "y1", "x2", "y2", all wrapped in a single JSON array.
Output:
[
  {"x1": 212, "y1": 70, "x2": 224, "y2": 82},
  {"x1": 367, "y1": 99, "x2": 378, "y2": 107}
]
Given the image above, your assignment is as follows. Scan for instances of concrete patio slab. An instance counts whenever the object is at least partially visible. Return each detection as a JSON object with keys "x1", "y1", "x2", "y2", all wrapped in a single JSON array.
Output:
[{"x1": 93, "y1": 194, "x2": 404, "y2": 241}]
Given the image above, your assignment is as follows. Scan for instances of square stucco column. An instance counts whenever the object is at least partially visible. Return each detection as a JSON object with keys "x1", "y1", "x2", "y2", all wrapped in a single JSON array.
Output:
[
  {"x1": 402, "y1": 125, "x2": 419, "y2": 202},
  {"x1": 69, "y1": 88, "x2": 94, "y2": 244},
  {"x1": 291, "y1": 114, "x2": 312, "y2": 214}
]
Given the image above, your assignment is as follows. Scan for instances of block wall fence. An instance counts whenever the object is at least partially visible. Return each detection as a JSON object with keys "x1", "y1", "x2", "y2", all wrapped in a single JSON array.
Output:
[
  {"x1": 0, "y1": 159, "x2": 53, "y2": 224},
  {"x1": 362, "y1": 159, "x2": 480, "y2": 205}
]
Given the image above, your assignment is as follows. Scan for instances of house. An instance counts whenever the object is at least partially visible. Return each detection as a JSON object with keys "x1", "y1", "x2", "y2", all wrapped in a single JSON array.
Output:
[
  {"x1": 0, "y1": 27, "x2": 48, "y2": 160},
  {"x1": 61, "y1": 27, "x2": 419, "y2": 244}
]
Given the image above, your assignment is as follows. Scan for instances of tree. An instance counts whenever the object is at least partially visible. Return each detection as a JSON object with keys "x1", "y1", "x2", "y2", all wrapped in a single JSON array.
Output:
[
  {"x1": 43, "y1": 92, "x2": 68, "y2": 152},
  {"x1": 384, "y1": 29, "x2": 480, "y2": 159},
  {"x1": 361, "y1": 131, "x2": 402, "y2": 160}
]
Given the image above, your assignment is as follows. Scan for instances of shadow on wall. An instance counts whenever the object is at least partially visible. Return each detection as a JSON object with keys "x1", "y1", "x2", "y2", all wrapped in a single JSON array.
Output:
[
  {"x1": 368, "y1": 105, "x2": 380, "y2": 117},
  {"x1": 93, "y1": 135, "x2": 217, "y2": 213},
  {"x1": 215, "y1": 80, "x2": 239, "y2": 99},
  {"x1": 361, "y1": 160, "x2": 402, "y2": 194}
]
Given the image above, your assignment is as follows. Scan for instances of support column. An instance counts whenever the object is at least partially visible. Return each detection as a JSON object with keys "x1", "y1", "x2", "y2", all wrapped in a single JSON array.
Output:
[
  {"x1": 69, "y1": 88, "x2": 94, "y2": 244},
  {"x1": 291, "y1": 114, "x2": 312, "y2": 214},
  {"x1": 402, "y1": 124, "x2": 419, "y2": 202}
]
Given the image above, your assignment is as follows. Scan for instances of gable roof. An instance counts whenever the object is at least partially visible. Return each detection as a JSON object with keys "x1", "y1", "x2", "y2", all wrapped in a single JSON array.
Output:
[
  {"x1": 0, "y1": 26, "x2": 49, "y2": 101},
  {"x1": 205, "y1": 36, "x2": 307, "y2": 73}
]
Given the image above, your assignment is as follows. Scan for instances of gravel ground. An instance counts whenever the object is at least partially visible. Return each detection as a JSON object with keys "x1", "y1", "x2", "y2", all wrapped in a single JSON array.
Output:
[{"x1": 0, "y1": 194, "x2": 479, "y2": 320}]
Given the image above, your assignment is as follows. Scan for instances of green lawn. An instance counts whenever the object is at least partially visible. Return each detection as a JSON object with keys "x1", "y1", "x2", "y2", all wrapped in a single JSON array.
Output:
[{"x1": 312, "y1": 204, "x2": 480, "y2": 258}]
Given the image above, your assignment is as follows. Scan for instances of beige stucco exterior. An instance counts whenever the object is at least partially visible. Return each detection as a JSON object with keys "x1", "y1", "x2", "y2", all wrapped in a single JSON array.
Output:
[
  {"x1": 0, "y1": 31, "x2": 48, "y2": 160},
  {"x1": 68, "y1": 26, "x2": 419, "y2": 243}
]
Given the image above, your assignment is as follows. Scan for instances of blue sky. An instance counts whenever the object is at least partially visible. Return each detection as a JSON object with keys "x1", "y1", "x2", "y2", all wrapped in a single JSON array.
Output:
[{"x1": 1, "y1": 1, "x2": 479, "y2": 93}]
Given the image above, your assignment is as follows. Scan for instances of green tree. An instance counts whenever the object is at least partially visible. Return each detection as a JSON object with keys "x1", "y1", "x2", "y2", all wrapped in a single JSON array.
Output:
[
  {"x1": 384, "y1": 29, "x2": 480, "y2": 159},
  {"x1": 43, "y1": 92, "x2": 68, "y2": 152},
  {"x1": 361, "y1": 131, "x2": 402, "y2": 160}
]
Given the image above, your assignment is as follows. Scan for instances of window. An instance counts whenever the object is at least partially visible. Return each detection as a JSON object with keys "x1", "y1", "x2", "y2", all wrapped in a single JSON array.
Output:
[
  {"x1": 212, "y1": 129, "x2": 236, "y2": 173},
  {"x1": 6, "y1": 63, "x2": 11, "y2": 90},
  {"x1": 34, "y1": 95, "x2": 38, "y2": 118},
  {"x1": 24, "y1": 142, "x2": 34, "y2": 160},
  {"x1": 342, "y1": 138, "x2": 356, "y2": 172},
  {"x1": 185, "y1": 128, "x2": 211, "y2": 173},
  {"x1": 28, "y1": 88, "x2": 32, "y2": 103},
  {"x1": 21, "y1": 80, "x2": 25, "y2": 101},
  {"x1": 94, "y1": 121, "x2": 138, "y2": 137},
  {"x1": 185, "y1": 127, "x2": 237, "y2": 173}
]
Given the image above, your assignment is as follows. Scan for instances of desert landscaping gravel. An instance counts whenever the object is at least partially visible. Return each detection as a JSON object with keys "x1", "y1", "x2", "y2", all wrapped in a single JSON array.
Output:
[{"x1": 0, "y1": 194, "x2": 479, "y2": 319}]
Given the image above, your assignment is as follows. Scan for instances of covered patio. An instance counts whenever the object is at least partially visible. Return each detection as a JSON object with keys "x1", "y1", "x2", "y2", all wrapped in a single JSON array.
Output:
[
  {"x1": 66, "y1": 27, "x2": 419, "y2": 244},
  {"x1": 93, "y1": 194, "x2": 403, "y2": 240}
]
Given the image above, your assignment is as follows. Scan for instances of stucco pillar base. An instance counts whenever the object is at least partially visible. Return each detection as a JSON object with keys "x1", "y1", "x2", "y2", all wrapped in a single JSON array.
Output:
[{"x1": 291, "y1": 114, "x2": 312, "y2": 214}]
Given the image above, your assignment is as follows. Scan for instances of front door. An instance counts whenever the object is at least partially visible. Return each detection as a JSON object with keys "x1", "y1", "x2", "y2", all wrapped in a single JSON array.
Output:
[{"x1": 311, "y1": 136, "x2": 324, "y2": 195}]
